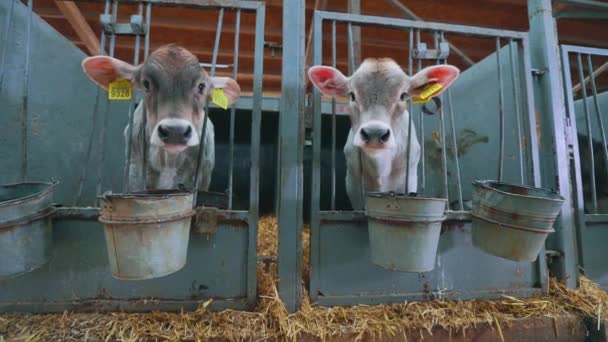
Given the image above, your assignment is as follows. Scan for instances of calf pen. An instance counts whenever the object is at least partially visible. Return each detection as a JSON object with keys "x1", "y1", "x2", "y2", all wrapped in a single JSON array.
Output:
[{"x1": 0, "y1": 0, "x2": 267, "y2": 312}]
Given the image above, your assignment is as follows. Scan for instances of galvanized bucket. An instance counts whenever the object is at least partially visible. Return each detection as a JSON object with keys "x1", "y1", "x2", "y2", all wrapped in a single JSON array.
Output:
[
  {"x1": 365, "y1": 192, "x2": 447, "y2": 272},
  {"x1": 471, "y1": 180, "x2": 565, "y2": 262},
  {"x1": 0, "y1": 181, "x2": 57, "y2": 279},
  {"x1": 98, "y1": 190, "x2": 195, "y2": 280}
]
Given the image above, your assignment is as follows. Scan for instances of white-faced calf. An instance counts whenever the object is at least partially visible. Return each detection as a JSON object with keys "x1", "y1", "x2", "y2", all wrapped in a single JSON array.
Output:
[
  {"x1": 308, "y1": 58, "x2": 459, "y2": 210},
  {"x1": 82, "y1": 44, "x2": 241, "y2": 191}
]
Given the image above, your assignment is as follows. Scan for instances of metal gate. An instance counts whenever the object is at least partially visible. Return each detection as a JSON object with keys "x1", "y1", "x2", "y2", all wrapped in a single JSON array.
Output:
[
  {"x1": 561, "y1": 44, "x2": 608, "y2": 288},
  {"x1": 0, "y1": 0, "x2": 265, "y2": 312},
  {"x1": 309, "y1": 10, "x2": 546, "y2": 306}
]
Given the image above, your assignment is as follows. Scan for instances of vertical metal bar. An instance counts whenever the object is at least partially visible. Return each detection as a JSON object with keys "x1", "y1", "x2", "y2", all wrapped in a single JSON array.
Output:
[
  {"x1": 20, "y1": 0, "x2": 34, "y2": 181},
  {"x1": 347, "y1": 0, "x2": 361, "y2": 74},
  {"x1": 248, "y1": 3, "x2": 265, "y2": 309},
  {"x1": 193, "y1": 8, "x2": 223, "y2": 203},
  {"x1": 75, "y1": 0, "x2": 110, "y2": 204},
  {"x1": 447, "y1": 90, "x2": 463, "y2": 210},
  {"x1": 330, "y1": 20, "x2": 337, "y2": 210},
  {"x1": 347, "y1": 23, "x2": 364, "y2": 202},
  {"x1": 278, "y1": 0, "x2": 304, "y2": 313},
  {"x1": 528, "y1": 0, "x2": 578, "y2": 289},
  {"x1": 509, "y1": 39, "x2": 525, "y2": 183},
  {"x1": 417, "y1": 29, "x2": 425, "y2": 193},
  {"x1": 577, "y1": 53, "x2": 598, "y2": 212},
  {"x1": 141, "y1": 2, "x2": 152, "y2": 186},
  {"x1": 123, "y1": 3, "x2": 144, "y2": 192},
  {"x1": 227, "y1": 9, "x2": 241, "y2": 210},
  {"x1": 586, "y1": 53, "x2": 608, "y2": 212},
  {"x1": 405, "y1": 28, "x2": 413, "y2": 194},
  {"x1": 0, "y1": 0, "x2": 16, "y2": 92},
  {"x1": 310, "y1": 11, "x2": 323, "y2": 303},
  {"x1": 496, "y1": 37, "x2": 505, "y2": 182},
  {"x1": 144, "y1": 2, "x2": 151, "y2": 58},
  {"x1": 437, "y1": 32, "x2": 449, "y2": 200},
  {"x1": 97, "y1": 0, "x2": 118, "y2": 195}
]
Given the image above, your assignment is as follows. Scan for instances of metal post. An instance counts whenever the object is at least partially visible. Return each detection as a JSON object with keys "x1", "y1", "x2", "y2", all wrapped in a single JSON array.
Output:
[
  {"x1": 278, "y1": 0, "x2": 305, "y2": 313},
  {"x1": 347, "y1": 0, "x2": 361, "y2": 73},
  {"x1": 21, "y1": 0, "x2": 34, "y2": 181},
  {"x1": 527, "y1": 0, "x2": 579, "y2": 288}
]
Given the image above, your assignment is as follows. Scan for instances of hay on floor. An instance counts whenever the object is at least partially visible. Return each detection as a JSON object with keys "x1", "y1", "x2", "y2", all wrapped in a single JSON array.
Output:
[{"x1": 1, "y1": 216, "x2": 607, "y2": 341}]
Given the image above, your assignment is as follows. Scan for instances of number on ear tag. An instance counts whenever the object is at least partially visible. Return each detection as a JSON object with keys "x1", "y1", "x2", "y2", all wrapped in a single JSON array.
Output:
[
  {"x1": 211, "y1": 88, "x2": 229, "y2": 110},
  {"x1": 412, "y1": 82, "x2": 443, "y2": 104},
  {"x1": 108, "y1": 78, "x2": 132, "y2": 100}
]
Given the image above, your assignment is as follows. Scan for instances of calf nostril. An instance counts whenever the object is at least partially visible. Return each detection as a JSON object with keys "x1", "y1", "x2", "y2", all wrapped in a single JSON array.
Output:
[
  {"x1": 158, "y1": 125, "x2": 169, "y2": 140},
  {"x1": 380, "y1": 130, "x2": 390, "y2": 143},
  {"x1": 360, "y1": 128, "x2": 370, "y2": 142},
  {"x1": 184, "y1": 126, "x2": 192, "y2": 139}
]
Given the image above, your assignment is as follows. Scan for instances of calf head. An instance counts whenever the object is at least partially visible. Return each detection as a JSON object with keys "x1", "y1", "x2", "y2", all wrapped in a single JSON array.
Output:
[
  {"x1": 308, "y1": 58, "x2": 459, "y2": 154},
  {"x1": 81, "y1": 44, "x2": 241, "y2": 153}
]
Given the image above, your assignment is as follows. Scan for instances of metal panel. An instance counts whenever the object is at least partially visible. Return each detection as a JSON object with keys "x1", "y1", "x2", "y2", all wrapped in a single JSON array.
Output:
[
  {"x1": 309, "y1": 10, "x2": 546, "y2": 307},
  {"x1": 0, "y1": 0, "x2": 266, "y2": 312},
  {"x1": 561, "y1": 44, "x2": 608, "y2": 289}
]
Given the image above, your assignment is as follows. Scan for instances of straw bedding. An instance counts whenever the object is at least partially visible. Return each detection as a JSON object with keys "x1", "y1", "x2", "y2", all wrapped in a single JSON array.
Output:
[{"x1": 1, "y1": 216, "x2": 607, "y2": 341}]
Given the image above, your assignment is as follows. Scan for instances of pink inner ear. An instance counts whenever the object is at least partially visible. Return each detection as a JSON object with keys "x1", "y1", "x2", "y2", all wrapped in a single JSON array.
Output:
[
  {"x1": 83, "y1": 57, "x2": 120, "y2": 90},
  {"x1": 428, "y1": 67, "x2": 458, "y2": 87},
  {"x1": 313, "y1": 68, "x2": 336, "y2": 83}
]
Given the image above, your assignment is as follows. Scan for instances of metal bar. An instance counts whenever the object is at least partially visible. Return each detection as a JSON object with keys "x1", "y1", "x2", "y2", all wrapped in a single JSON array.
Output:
[
  {"x1": 577, "y1": 53, "x2": 598, "y2": 213},
  {"x1": 417, "y1": 29, "x2": 425, "y2": 193},
  {"x1": 405, "y1": 28, "x2": 413, "y2": 194},
  {"x1": 437, "y1": 32, "x2": 449, "y2": 200},
  {"x1": 0, "y1": 0, "x2": 16, "y2": 92},
  {"x1": 123, "y1": 4, "x2": 144, "y2": 192},
  {"x1": 330, "y1": 20, "x2": 337, "y2": 210},
  {"x1": 75, "y1": 0, "x2": 109, "y2": 204},
  {"x1": 278, "y1": 0, "x2": 304, "y2": 313},
  {"x1": 193, "y1": 7, "x2": 223, "y2": 202},
  {"x1": 562, "y1": 44, "x2": 608, "y2": 57},
  {"x1": 554, "y1": 0, "x2": 608, "y2": 10},
  {"x1": 347, "y1": 0, "x2": 361, "y2": 74},
  {"x1": 496, "y1": 37, "x2": 505, "y2": 182},
  {"x1": 528, "y1": 0, "x2": 578, "y2": 288},
  {"x1": 63, "y1": 0, "x2": 264, "y2": 10},
  {"x1": 509, "y1": 39, "x2": 525, "y2": 183},
  {"x1": 227, "y1": 9, "x2": 241, "y2": 210},
  {"x1": 20, "y1": 0, "x2": 34, "y2": 181},
  {"x1": 347, "y1": 22, "x2": 365, "y2": 203},
  {"x1": 96, "y1": 0, "x2": 117, "y2": 194},
  {"x1": 316, "y1": 10, "x2": 527, "y2": 39},
  {"x1": 310, "y1": 9, "x2": 323, "y2": 308},
  {"x1": 447, "y1": 89, "x2": 463, "y2": 210},
  {"x1": 248, "y1": 2, "x2": 264, "y2": 309},
  {"x1": 141, "y1": 2, "x2": 152, "y2": 186},
  {"x1": 555, "y1": 10, "x2": 608, "y2": 19},
  {"x1": 386, "y1": 0, "x2": 475, "y2": 66},
  {"x1": 144, "y1": 2, "x2": 151, "y2": 57},
  {"x1": 587, "y1": 54, "x2": 608, "y2": 213},
  {"x1": 521, "y1": 37, "x2": 541, "y2": 187}
]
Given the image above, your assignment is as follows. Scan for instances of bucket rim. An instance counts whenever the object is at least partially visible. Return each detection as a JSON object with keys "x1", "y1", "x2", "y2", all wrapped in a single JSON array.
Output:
[
  {"x1": 473, "y1": 180, "x2": 565, "y2": 203},
  {"x1": 471, "y1": 212, "x2": 556, "y2": 234},
  {"x1": 0, "y1": 181, "x2": 58, "y2": 208},
  {"x1": 365, "y1": 191, "x2": 448, "y2": 203},
  {"x1": 98, "y1": 189, "x2": 194, "y2": 200}
]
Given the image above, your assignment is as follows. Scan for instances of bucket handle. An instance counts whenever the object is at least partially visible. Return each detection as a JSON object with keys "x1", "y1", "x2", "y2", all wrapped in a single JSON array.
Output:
[{"x1": 0, "y1": 207, "x2": 56, "y2": 231}]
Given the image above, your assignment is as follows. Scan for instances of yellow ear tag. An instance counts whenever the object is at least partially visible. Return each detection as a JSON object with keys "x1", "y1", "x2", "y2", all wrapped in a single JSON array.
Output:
[
  {"x1": 211, "y1": 88, "x2": 229, "y2": 110},
  {"x1": 412, "y1": 83, "x2": 443, "y2": 104},
  {"x1": 108, "y1": 78, "x2": 132, "y2": 100}
]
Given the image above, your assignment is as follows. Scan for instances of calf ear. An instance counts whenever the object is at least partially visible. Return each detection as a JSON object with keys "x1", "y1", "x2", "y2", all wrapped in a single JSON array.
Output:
[
  {"x1": 82, "y1": 56, "x2": 138, "y2": 91},
  {"x1": 307, "y1": 66, "x2": 349, "y2": 97},
  {"x1": 409, "y1": 65, "x2": 460, "y2": 98},
  {"x1": 211, "y1": 77, "x2": 241, "y2": 106}
]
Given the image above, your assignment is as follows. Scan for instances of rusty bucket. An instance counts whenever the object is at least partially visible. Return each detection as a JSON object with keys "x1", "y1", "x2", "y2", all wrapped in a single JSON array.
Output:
[
  {"x1": 471, "y1": 180, "x2": 565, "y2": 262},
  {"x1": 365, "y1": 192, "x2": 447, "y2": 272},
  {"x1": 98, "y1": 190, "x2": 195, "y2": 280},
  {"x1": 0, "y1": 181, "x2": 57, "y2": 279}
]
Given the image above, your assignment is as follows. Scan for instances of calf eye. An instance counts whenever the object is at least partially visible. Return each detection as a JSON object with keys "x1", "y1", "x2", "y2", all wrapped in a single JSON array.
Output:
[
  {"x1": 400, "y1": 92, "x2": 408, "y2": 101},
  {"x1": 348, "y1": 92, "x2": 356, "y2": 102},
  {"x1": 198, "y1": 83, "x2": 206, "y2": 95},
  {"x1": 143, "y1": 79, "x2": 151, "y2": 92}
]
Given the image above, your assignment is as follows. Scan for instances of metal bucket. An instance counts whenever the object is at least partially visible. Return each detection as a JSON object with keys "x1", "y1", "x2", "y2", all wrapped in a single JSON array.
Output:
[
  {"x1": 471, "y1": 180, "x2": 565, "y2": 262},
  {"x1": 0, "y1": 181, "x2": 57, "y2": 279},
  {"x1": 365, "y1": 192, "x2": 447, "y2": 272},
  {"x1": 98, "y1": 190, "x2": 195, "y2": 280}
]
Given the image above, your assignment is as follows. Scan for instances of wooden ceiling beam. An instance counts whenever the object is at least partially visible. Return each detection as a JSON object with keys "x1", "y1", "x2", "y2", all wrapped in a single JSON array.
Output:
[{"x1": 53, "y1": 1, "x2": 100, "y2": 55}]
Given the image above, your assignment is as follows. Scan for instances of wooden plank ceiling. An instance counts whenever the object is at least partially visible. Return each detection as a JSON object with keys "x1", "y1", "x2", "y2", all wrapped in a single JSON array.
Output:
[{"x1": 25, "y1": 0, "x2": 608, "y2": 95}]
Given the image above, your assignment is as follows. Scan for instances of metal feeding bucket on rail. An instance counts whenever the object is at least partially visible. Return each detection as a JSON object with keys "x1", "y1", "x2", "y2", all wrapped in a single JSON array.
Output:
[
  {"x1": 0, "y1": 181, "x2": 57, "y2": 279},
  {"x1": 471, "y1": 180, "x2": 565, "y2": 262},
  {"x1": 98, "y1": 190, "x2": 195, "y2": 280},
  {"x1": 365, "y1": 192, "x2": 447, "y2": 272}
]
